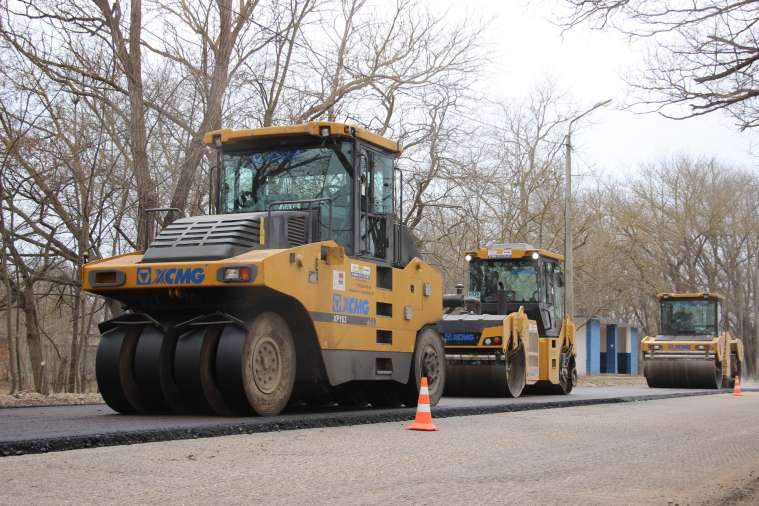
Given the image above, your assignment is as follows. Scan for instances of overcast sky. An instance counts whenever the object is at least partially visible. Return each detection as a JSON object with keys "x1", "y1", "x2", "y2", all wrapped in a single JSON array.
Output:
[{"x1": 439, "y1": 0, "x2": 758, "y2": 181}]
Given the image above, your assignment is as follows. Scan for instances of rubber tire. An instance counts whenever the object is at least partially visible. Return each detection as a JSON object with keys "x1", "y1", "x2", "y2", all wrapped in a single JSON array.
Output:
[
  {"x1": 403, "y1": 327, "x2": 446, "y2": 407},
  {"x1": 96, "y1": 324, "x2": 146, "y2": 414},
  {"x1": 174, "y1": 324, "x2": 237, "y2": 416},
  {"x1": 504, "y1": 343, "x2": 526, "y2": 398},
  {"x1": 553, "y1": 356, "x2": 575, "y2": 395},
  {"x1": 132, "y1": 325, "x2": 184, "y2": 414},
  {"x1": 242, "y1": 312, "x2": 297, "y2": 416}
]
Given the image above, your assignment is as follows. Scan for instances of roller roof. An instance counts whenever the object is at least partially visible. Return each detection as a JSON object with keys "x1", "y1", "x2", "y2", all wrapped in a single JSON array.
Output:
[
  {"x1": 657, "y1": 292, "x2": 725, "y2": 300},
  {"x1": 203, "y1": 122, "x2": 401, "y2": 155},
  {"x1": 468, "y1": 243, "x2": 564, "y2": 262}
]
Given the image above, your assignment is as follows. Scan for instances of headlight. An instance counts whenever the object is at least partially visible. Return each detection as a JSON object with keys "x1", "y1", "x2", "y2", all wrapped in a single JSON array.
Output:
[
  {"x1": 465, "y1": 254, "x2": 472, "y2": 263},
  {"x1": 218, "y1": 265, "x2": 255, "y2": 282},
  {"x1": 484, "y1": 338, "x2": 492, "y2": 345}
]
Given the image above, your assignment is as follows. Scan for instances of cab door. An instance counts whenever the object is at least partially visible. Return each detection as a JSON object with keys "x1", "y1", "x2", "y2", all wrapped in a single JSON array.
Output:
[
  {"x1": 357, "y1": 146, "x2": 393, "y2": 262},
  {"x1": 541, "y1": 260, "x2": 564, "y2": 337}
]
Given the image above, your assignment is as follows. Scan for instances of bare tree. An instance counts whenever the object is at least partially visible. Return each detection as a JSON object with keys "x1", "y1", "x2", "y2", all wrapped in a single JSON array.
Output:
[{"x1": 559, "y1": 1, "x2": 759, "y2": 129}]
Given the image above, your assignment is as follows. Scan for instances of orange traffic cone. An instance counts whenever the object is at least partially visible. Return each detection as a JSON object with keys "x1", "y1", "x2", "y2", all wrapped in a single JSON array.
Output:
[
  {"x1": 733, "y1": 376, "x2": 744, "y2": 397},
  {"x1": 406, "y1": 377, "x2": 438, "y2": 431}
]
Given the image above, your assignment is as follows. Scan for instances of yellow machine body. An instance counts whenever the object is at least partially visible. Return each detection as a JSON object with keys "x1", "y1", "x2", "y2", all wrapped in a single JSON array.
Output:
[
  {"x1": 440, "y1": 244, "x2": 577, "y2": 397},
  {"x1": 641, "y1": 292, "x2": 744, "y2": 389},
  {"x1": 84, "y1": 241, "x2": 442, "y2": 383},
  {"x1": 84, "y1": 122, "x2": 446, "y2": 416}
]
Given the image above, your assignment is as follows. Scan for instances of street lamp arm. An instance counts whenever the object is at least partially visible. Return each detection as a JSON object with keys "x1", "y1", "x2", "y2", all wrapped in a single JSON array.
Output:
[{"x1": 568, "y1": 98, "x2": 612, "y2": 132}]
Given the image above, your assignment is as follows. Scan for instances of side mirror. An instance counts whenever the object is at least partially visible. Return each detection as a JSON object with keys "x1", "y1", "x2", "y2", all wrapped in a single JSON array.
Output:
[{"x1": 557, "y1": 272, "x2": 565, "y2": 287}]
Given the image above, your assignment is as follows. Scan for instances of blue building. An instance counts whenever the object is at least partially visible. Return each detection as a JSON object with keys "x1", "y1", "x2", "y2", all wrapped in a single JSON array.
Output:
[{"x1": 574, "y1": 317, "x2": 640, "y2": 376}]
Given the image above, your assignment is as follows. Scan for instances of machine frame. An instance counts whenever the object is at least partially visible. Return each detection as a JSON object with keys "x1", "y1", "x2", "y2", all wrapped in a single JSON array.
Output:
[
  {"x1": 439, "y1": 243, "x2": 576, "y2": 397},
  {"x1": 641, "y1": 292, "x2": 743, "y2": 389},
  {"x1": 83, "y1": 122, "x2": 445, "y2": 416}
]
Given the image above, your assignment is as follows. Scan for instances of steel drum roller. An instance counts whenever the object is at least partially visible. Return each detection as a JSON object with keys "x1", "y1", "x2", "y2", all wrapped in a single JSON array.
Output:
[
  {"x1": 644, "y1": 359, "x2": 722, "y2": 389},
  {"x1": 445, "y1": 362, "x2": 509, "y2": 397}
]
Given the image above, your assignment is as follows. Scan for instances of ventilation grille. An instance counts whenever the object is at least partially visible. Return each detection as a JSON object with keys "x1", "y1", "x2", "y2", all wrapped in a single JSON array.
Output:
[
  {"x1": 287, "y1": 216, "x2": 307, "y2": 246},
  {"x1": 149, "y1": 217, "x2": 260, "y2": 249}
]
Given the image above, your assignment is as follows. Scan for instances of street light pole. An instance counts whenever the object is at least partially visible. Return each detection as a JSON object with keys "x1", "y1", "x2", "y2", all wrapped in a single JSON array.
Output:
[{"x1": 564, "y1": 98, "x2": 611, "y2": 322}]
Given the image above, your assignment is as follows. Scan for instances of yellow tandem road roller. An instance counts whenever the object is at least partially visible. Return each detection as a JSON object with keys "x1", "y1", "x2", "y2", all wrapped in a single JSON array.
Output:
[
  {"x1": 438, "y1": 244, "x2": 577, "y2": 397},
  {"x1": 641, "y1": 292, "x2": 743, "y2": 389},
  {"x1": 82, "y1": 122, "x2": 445, "y2": 416}
]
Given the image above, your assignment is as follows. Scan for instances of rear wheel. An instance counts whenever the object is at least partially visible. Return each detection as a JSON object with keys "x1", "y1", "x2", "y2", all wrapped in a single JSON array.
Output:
[
  {"x1": 242, "y1": 312, "x2": 296, "y2": 416},
  {"x1": 403, "y1": 327, "x2": 446, "y2": 407},
  {"x1": 554, "y1": 355, "x2": 575, "y2": 395}
]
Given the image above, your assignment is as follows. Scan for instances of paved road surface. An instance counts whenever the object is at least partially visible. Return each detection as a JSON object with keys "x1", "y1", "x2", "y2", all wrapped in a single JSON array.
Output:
[
  {"x1": 2, "y1": 393, "x2": 758, "y2": 505},
  {"x1": 0, "y1": 386, "x2": 725, "y2": 454}
]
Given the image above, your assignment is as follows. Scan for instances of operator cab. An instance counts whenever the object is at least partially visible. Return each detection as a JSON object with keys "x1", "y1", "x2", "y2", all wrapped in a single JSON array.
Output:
[
  {"x1": 657, "y1": 292, "x2": 723, "y2": 339},
  {"x1": 143, "y1": 123, "x2": 416, "y2": 266},
  {"x1": 445, "y1": 243, "x2": 565, "y2": 336}
]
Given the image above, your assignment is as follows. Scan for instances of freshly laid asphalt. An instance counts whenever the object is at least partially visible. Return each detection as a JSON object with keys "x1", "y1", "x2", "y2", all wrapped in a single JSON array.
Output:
[
  {"x1": 0, "y1": 386, "x2": 736, "y2": 456},
  {"x1": 5, "y1": 394, "x2": 757, "y2": 505}
]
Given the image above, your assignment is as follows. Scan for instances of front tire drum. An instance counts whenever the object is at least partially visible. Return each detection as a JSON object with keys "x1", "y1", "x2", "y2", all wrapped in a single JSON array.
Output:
[
  {"x1": 174, "y1": 325, "x2": 236, "y2": 415},
  {"x1": 133, "y1": 325, "x2": 188, "y2": 413},
  {"x1": 241, "y1": 312, "x2": 297, "y2": 416},
  {"x1": 96, "y1": 324, "x2": 149, "y2": 414},
  {"x1": 215, "y1": 323, "x2": 255, "y2": 415}
]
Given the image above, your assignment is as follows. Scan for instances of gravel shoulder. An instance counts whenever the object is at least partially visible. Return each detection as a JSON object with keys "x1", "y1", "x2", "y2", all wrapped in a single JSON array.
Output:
[{"x1": 1, "y1": 393, "x2": 758, "y2": 505}]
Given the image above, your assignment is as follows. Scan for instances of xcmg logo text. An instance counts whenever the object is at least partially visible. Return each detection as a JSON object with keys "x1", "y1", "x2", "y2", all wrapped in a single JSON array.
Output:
[
  {"x1": 136, "y1": 267, "x2": 205, "y2": 285},
  {"x1": 332, "y1": 294, "x2": 369, "y2": 315}
]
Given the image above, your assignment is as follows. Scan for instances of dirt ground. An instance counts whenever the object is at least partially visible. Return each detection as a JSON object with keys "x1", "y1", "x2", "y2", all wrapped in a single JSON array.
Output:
[
  {"x1": 0, "y1": 374, "x2": 647, "y2": 408},
  {"x1": 0, "y1": 391, "x2": 103, "y2": 408},
  {"x1": 577, "y1": 373, "x2": 647, "y2": 387},
  {"x1": 0, "y1": 381, "x2": 103, "y2": 408}
]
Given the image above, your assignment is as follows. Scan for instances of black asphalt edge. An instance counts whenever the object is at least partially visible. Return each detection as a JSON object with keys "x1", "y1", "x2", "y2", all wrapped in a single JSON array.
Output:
[{"x1": 2, "y1": 388, "x2": 752, "y2": 457}]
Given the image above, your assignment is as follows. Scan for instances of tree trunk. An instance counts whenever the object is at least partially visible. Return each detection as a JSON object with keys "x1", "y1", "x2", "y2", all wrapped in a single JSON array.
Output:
[
  {"x1": 22, "y1": 285, "x2": 44, "y2": 392},
  {"x1": 166, "y1": 0, "x2": 233, "y2": 218},
  {"x1": 68, "y1": 284, "x2": 81, "y2": 392},
  {"x1": 6, "y1": 301, "x2": 18, "y2": 393},
  {"x1": 754, "y1": 256, "x2": 759, "y2": 377}
]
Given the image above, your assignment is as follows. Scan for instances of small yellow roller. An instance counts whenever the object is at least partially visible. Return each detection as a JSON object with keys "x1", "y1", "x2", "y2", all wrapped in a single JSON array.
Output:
[{"x1": 641, "y1": 292, "x2": 743, "y2": 389}]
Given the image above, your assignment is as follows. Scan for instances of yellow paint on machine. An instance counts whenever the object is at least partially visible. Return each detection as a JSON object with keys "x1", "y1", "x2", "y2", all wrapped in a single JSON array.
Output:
[
  {"x1": 445, "y1": 311, "x2": 573, "y2": 386},
  {"x1": 83, "y1": 240, "x2": 442, "y2": 355},
  {"x1": 202, "y1": 121, "x2": 402, "y2": 154}
]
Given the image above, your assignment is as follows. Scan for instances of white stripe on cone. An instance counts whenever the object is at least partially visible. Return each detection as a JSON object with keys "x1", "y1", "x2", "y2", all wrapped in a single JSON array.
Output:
[
  {"x1": 420, "y1": 386, "x2": 429, "y2": 395},
  {"x1": 416, "y1": 403, "x2": 431, "y2": 413}
]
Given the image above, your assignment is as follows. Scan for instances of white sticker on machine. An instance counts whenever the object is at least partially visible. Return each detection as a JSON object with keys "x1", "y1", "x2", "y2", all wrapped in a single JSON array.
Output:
[
  {"x1": 488, "y1": 248, "x2": 512, "y2": 259},
  {"x1": 350, "y1": 263, "x2": 370, "y2": 281},
  {"x1": 333, "y1": 270, "x2": 346, "y2": 291}
]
